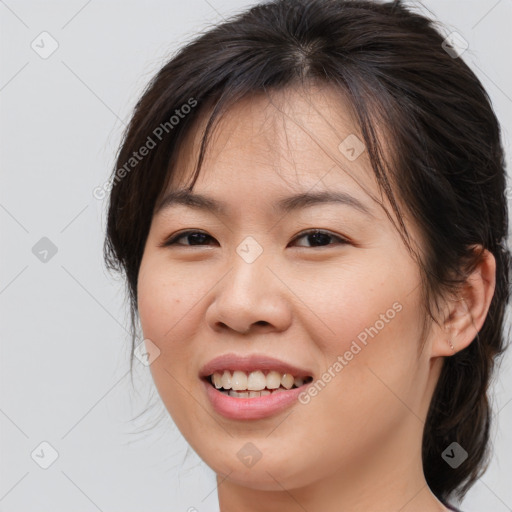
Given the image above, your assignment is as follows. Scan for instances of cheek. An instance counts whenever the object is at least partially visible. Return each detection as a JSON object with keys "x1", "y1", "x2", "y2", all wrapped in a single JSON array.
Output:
[
  {"x1": 136, "y1": 258, "x2": 209, "y2": 435},
  {"x1": 286, "y1": 301, "x2": 424, "y2": 484},
  {"x1": 137, "y1": 258, "x2": 211, "y2": 343},
  {"x1": 291, "y1": 259, "x2": 425, "y2": 411},
  {"x1": 136, "y1": 258, "x2": 209, "y2": 407},
  {"x1": 286, "y1": 259, "x2": 414, "y2": 354}
]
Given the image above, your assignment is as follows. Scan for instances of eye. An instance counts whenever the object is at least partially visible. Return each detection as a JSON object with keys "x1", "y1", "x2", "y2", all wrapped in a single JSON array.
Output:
[
  {"x1": 161, "y1": 229, "x2": 350, "y2": 248},
  {"x1": 290, "y1": 229, "x2": 349, "y2": 248},
  {"x1": 160, "y1": 230, "x2": 218, "y2": 247}
]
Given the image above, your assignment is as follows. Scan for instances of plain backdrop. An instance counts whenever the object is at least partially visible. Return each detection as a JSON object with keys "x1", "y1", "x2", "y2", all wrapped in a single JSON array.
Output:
[{"x1": 1, "y1": 1, "x2": 511, "y2": 511}]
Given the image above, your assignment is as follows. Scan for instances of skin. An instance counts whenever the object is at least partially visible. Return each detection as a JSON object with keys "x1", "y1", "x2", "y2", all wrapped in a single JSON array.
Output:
[{"x1": 137, "y1": 83, "x2": 496, "y2": 512}]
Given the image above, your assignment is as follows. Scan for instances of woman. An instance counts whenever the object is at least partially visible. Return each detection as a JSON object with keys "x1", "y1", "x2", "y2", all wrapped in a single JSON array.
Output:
[{"x1": 103, "y1": 0, "x2": 510, "y2": 510}]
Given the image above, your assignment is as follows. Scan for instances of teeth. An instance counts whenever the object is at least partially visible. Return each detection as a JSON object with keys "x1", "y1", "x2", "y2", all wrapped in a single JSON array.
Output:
[
  {"x1": 294, "y1": 377, "x2": 304, "y2": 387},
  {"x1": 247, "y1": 370, "x2": 266, "y2": 391},
  {"x1": 211, "y1": 370, "x2": 310, "y2": 394},
  {"x1": 221, "y1": 370, "x2": 232, "y2": 390},
  {"x1": 224, "y1": 388, "x2": 284, "y2": 398},
  {"x1": 229, "y1": 390, "x2": 249, "y2": 398},
  {"x1": 231, "y1": 370, "x2": 248, "y2": 391},
  {"x1": 281, "y1": 373, "x2": 294, "y2": 390},
  {"x1": 266, "y1": 371, "x2": 282, "y2": 389},
  {"x1": 212, "y1": 372, "x2": 223, "y2": 389}
]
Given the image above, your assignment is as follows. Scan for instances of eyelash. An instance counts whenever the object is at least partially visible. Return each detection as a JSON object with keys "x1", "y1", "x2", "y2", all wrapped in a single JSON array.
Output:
[{"x1": 160, "y1": 229, "x2": 350, "y2": 248}]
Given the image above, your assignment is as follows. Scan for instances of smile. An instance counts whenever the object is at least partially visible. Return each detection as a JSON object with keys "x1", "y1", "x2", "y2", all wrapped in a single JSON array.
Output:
[
  {"x1": 200, "y1": 353, "x2": 315, "y2": 419},
  {"x1": 208, "y1": 370, "x2": 313, "y2": 398}
]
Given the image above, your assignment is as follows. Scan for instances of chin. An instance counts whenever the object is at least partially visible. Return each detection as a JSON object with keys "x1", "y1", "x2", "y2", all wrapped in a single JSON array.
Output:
[{"x1": 202, "y1": 451, "x2": 317, "y2": 491}]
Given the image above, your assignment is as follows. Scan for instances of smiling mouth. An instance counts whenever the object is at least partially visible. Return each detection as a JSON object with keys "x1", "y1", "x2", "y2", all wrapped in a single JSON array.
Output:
[{"x1": 206, "y1": 370, "x2": 314, "y2": 398}]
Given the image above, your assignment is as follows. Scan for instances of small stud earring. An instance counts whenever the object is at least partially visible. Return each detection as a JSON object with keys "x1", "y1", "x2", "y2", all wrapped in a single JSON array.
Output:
[{"x1": 449, "y1": 339, "x2": 455, "y2": 352}]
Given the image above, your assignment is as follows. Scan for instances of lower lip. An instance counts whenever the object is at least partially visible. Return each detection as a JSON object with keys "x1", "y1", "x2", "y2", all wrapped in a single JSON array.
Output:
[{"x1": 202, "y1": 379, "x2": 306, "y2": 420}]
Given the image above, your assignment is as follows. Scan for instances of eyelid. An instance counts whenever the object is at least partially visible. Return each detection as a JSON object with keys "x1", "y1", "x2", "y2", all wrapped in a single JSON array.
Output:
[
  {"x1": 158, "y1": 229, "x2": 215, "y2": 247},
  {"x1": 291, "y1": 228, "x2": 350, "y2": 247}
]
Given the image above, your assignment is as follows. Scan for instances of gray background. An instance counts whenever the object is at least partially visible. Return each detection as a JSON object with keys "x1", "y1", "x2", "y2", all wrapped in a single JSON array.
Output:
[{"x1": 1, "y1": 1, "x2": 511, "y2": 511}]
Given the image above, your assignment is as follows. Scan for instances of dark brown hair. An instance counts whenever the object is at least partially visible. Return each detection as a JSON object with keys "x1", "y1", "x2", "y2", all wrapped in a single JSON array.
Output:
[{"x1": 103, "y1": 0, "x2": 511, "y2": 503}]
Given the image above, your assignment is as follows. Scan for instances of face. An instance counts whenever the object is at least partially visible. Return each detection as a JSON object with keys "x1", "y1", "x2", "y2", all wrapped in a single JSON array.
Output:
[{"x1": 137, "y1": 84, "x2": 440, "y2": 491}]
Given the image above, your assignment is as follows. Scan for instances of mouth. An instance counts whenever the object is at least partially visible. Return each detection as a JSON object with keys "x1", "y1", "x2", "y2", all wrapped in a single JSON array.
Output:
[
  {"x1": 205, "y1": 370, "x2": 314, "y2": 398},
  {"x1": 199, "y1": 353, "x2": 315, "y2": 418}
]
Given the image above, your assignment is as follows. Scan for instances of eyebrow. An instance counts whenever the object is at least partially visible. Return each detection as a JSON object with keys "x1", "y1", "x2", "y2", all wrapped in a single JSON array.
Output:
[{"x1": 155, "y1": 189, "x2": 373, "y2": 217}]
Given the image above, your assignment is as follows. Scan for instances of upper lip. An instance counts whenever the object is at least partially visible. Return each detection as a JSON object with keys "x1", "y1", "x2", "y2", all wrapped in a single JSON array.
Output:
[{"x1": 199, "y1": 353, "x2": 313, "y2": 379}]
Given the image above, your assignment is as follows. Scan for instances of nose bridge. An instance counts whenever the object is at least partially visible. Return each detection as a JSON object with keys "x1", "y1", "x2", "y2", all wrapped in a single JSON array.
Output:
[
  {"x1": 235, "y1": 234, "x2": 266, "y2": 267},
  {"x1": 231, "y1": 240, "x2": 268, "y2": 299},
  {"x1": 224, "y1": 234, "x2": 273, "y2": 308}
]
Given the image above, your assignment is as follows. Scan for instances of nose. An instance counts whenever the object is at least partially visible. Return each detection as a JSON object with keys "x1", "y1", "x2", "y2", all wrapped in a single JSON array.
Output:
[{"x1": 204, "y1": 250, "x2": 293, "y2": 336}]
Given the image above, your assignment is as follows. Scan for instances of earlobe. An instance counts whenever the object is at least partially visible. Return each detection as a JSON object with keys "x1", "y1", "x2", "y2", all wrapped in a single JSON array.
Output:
[{"x1": 432, "y1": 246, "x2": 496, "y2": 357}]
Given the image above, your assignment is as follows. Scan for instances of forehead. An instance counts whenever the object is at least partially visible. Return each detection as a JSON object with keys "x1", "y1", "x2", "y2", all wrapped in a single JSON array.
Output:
[{"x1": 161, "y1": 83, "x2": 384, "y2": 213}]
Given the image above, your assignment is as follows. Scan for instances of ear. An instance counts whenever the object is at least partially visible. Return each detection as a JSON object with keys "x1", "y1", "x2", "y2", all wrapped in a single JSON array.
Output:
[{"x1": 431, "y1": 246, "x2": 496, "y2": 357}]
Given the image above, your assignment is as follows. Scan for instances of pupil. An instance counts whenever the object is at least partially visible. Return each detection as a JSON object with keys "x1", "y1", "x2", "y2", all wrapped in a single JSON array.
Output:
[
  {"x1": 308, "y1": 232, "x2": 330, "y2": 246},
  {"x1": 189, "y1": 233, "x2": 208, "y2": 245}
]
